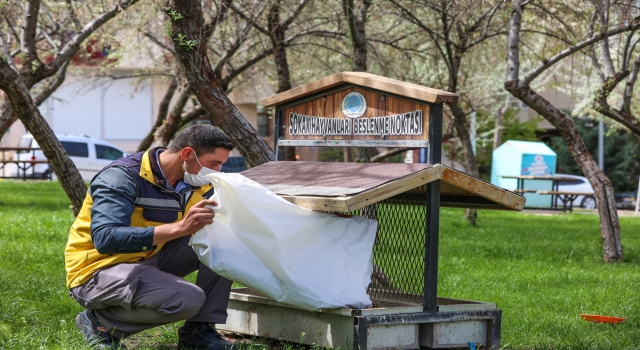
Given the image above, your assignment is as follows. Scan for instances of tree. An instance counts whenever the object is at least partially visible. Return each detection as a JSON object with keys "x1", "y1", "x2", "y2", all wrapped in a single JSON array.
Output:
[
  {"x1": 230, "y1": 0, "x2": 312, "y2": 161},
  {"x1": 343, "y1": 0, "x2": 371, "y2": 162},
  {"x1": 503, "y1": 0, "x2": 640, "y2": 262},
  {"x1": 0, "y1": 61, "x2": 85, "y2": 215},
  {"x1": 0, "y1": 0, "x2": 141, "y2": 214},
  {"x1": 0, "y1": 0, "x2": 141, "y2": 136},
  {"x1": 164, "y1": 0, "x2": 274, "y2": 166},
  {"x1": 388, "y1": 0, "x2": 509, "y2": 225}
]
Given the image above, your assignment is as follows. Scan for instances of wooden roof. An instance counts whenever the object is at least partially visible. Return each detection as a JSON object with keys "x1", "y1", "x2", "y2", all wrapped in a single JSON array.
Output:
[
  {"x1": 261, "y1": 72, "x2": 459, "y2": 107},
  {"x1": 241, "y1": 162, "x2": 525, "y2": 212}
]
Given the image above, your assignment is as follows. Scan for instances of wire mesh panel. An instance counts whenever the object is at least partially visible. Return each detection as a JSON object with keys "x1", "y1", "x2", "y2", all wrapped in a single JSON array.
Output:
[{"x1": 359, "y1": 184, "x2": 428, "y2": 305}]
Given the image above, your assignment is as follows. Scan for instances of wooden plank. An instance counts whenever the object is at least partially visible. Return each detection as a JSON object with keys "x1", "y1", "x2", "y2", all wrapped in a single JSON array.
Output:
[
  {"x1": 261, "y1": 72, "x2": 459, "y2": 107},
  {"x1": 537, "y1": 191, "x2": 594, "y2": 195},
  {"x1": 280, "y1": 195, "x2": 350, "y2": 212},
  {"x1": 343, "y1": 167, "x2": 443, "y2": 211},
  {"x1": 439, "y1": 165, "x2": 525, "y2": 211},
  {"x1": 501, "y1": 175, "x2": 578, "y2": 181}
]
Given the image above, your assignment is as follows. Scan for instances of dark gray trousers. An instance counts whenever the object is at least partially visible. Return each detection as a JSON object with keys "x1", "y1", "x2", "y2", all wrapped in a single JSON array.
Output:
[{"x1": 69, "y1": 235, "x2": 232, "y2": 339}]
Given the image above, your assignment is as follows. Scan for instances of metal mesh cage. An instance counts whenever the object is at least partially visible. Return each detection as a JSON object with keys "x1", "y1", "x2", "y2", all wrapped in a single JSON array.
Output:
[{"x1": 358, "y1": 184, "x2": 428, "y2": 306}]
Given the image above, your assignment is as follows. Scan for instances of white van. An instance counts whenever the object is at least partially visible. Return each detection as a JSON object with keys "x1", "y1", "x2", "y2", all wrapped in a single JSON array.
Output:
[{"x1": 14, "y1": 134, "x2": 127, "y2": 180}]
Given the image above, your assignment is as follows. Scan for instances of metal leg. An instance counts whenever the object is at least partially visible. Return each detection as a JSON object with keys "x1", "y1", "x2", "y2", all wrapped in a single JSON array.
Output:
[
  {"x1": 353, "y1": 316, "x2": 367, "y2": 350},
  {"x1": 424, "y1": 180, "x2": 440, "y2": 313},
  {"x1": 486, "y1": 310, "x2": 502, "y2": 349}
]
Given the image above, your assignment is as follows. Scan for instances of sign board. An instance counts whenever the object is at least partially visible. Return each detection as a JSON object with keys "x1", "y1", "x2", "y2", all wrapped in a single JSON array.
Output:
[
  {"x1": 262, "y1": 72, "x2": 458, "y2": 149},
  {"x1": 280, "y1": 87, "x2": 430, "y2": 147}
]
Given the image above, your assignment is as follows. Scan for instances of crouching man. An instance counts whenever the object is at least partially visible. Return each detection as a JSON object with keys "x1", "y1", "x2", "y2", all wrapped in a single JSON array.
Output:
[{"x1": 65, "y1": 125, "x2": 236, "y2": 350}]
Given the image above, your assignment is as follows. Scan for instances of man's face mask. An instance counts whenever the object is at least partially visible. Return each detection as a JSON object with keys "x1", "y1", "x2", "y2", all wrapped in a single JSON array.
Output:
[{"x1": 183, "y1": 150, "x2": 218, "y2": 186}]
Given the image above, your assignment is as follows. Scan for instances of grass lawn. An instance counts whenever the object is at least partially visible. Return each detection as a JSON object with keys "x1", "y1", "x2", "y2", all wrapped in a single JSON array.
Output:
[{"x1": 1, "y1": 181, "x2": 639, "y2": 349}]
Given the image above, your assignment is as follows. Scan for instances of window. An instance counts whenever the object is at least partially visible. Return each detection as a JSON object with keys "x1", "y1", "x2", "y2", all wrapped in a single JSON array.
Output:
[
  {"x1": 96, "y1": 145, "x2": 123, "y2": 160},
  {"x1": 61, "y1": 141, "x2": 89, "y2": 157}
]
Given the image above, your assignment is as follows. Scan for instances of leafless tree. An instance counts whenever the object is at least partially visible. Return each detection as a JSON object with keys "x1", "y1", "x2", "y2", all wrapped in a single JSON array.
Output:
[
  {"x1": 0, "y1": 0, "x2": 141, "y2": 214},
  {"x1": 164, "y1": 0, "x2": 274, "y2": 166},
  {"x1": 504, "y1": 0, "x2": 640, "y2": 262},
  {"x1": 389, "y1": 0, "x2": 508, "y2": 225}
]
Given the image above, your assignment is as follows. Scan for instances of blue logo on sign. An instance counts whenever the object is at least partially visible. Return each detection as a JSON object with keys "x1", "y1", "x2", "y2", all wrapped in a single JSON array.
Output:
[
  {"x1": 342, "y1": 91, "x2": 367, "y2": 118},
  {"x1": 345, "y1": 95, "x2": 362, "y2": 113}
]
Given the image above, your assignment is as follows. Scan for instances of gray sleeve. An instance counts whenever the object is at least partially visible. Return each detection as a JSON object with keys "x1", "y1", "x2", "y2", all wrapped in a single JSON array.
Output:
[{"x1": 89, "y1": 167, "x2": 155, "y2": 254}]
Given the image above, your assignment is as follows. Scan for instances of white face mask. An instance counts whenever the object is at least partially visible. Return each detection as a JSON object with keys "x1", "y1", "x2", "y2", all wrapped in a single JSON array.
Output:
[{"x1": 183, "y1": 150, "x2": 218, "y2": 186}]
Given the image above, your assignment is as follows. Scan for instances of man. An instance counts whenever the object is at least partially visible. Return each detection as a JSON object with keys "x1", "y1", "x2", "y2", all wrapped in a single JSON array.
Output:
[{"x1": 65, "y1": 125, "x2": 237, "y2": 350}]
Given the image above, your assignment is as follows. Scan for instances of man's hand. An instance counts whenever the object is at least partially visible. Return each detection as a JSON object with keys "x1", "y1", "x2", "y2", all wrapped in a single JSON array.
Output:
[
  {"x1": 180, "y1": 199, "x2": 218, "y2": 235},
  {"x1": 152, "y1": 199, "x2": 218, "y2": 246}
]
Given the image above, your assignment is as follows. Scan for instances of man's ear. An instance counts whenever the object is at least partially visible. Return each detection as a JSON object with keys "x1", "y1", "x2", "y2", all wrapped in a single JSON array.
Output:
[{"x1": 180, "y1": 147, "x2": 194, "y2": 161}]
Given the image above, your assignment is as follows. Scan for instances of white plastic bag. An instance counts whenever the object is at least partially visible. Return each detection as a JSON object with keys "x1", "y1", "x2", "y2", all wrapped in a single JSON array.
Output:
[{"x1": 190, "y1": 172, "x2": 377, "y2": 311}]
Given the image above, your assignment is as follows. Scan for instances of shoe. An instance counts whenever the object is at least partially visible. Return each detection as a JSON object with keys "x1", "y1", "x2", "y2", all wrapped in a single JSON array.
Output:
[
  {"x1": 177, "y1": 323, "x2": 236, "y2": 350},
  {"x1": 75, "y1": 310, "x2": 127, "y2": 350}
]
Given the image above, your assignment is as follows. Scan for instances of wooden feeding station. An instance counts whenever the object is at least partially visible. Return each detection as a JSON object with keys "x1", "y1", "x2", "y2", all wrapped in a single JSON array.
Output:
[{"x1": 219, "y1": 72, "x2": 525, "y2": 349}]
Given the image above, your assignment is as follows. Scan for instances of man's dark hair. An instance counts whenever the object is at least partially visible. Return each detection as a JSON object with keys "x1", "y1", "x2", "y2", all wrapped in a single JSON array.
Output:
[{"x1": 167, "y1": 124, "x2": 235, "y2": 155}]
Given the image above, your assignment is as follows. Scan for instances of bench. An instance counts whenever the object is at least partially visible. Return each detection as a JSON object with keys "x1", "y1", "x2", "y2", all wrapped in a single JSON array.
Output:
[{"x1": 536, "y1": 190, "x2": 594, "y2": 213}]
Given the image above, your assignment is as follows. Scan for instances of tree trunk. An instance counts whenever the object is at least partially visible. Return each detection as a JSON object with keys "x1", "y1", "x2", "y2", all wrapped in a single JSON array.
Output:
[
  {"x1": 505, "y1": 81, "x2": 623, "y2": 262},
  {"x1": 493, "y1": 98, "x2": 510, "y2": 150},
  {"x1": 505, "y1": 0, "x2": 622, "y2": 262},
  {"x1": 449, "y1": 103, "x2": 479, "y2": 226},
  {"x1": 152, "y1": 86, "x2": 192, "y2": 148},
  {"x1": 0, "y1": 61, "x2": 86, "y2": 216},
  {"x1": 138, "y1": 77, "x2": 179, "y2": 152},
  {"x1": 165, "y1": 0, "x2": 273, "y2": 167},
  {"x1": 268, "y1": 0, "x2": 296, "y2": 162},
  {"x1": 343, "y1": 0, "x2": 371, "y2": 162}
]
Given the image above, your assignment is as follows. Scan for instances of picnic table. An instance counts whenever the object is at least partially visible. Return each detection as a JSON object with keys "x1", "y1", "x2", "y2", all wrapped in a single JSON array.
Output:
[
  {"x1": 0, "y1": 147, "x2": 52, "y2": 181},
  {"x1": 501, "y1": 175, "x2": 594, "y2": 212}
]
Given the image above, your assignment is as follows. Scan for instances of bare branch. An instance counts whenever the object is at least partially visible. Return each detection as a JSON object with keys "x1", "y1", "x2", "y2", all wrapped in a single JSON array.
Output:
[
  {"x1": 220, "y1": 48, "x2": 272, "y2": 90},
  {"x1": 39, "y1": 24, "x2": 58, "y2": 54},
  {"x1": 33, "y1": 59, "x2": 69, "y2": 106},
  {"x1": 21, "y1": 0, "x2": 41, "y2": 57},
  {"x1": 597, "y1": 1, "x2": 616, "y2": 77},
  {"x1": 479, "y1": 0, "x2": 506, "y2": 40},
  {"x1": 528, "y1": 1, "x2": 578, "y2": 39},
  {"x1": 282, "y1": 0, "x2": 312, "y2": 30},
  {"x1": 621, "y1": 30, "x2": 636, "y2": 71},
  {"x1": 65, "y1": 0, "x2": 82, "y2": 31},
  {"x1": 203, "y1": 0, "x2": 232, "y2": 39},
  {"x1": 523, "y1": 18, "x2": 640, "y2": 86},
  {"x1": 143, "y1": 31, "x2": 176, "y2": 55},
  {"x1": 388, "y1": 0, "x2": 450, "y2": 72},
  {"x1": 212, "y1": 22, "x2": 252, "y2": 81},
  {"x1": 178, "y1": 105, "x2": 207, "y2": 127},
  {"x1": 0, "y1": 34, "x2": 16, "y2": 70},
  {"x1": 623, "y1": 52, "x2": 640, "y2": 112},
  {"x1": 588, "y1": 11, "x2": 605, "y2": 81},
  {"x1": 229, "y1": 3, "x2": 270, "y2": 35},
  {"x1": 284, "y1": 29, "x2": 345, "y2": 43},
  {"x1": 592, "y1": 70, "x2": 640, "y2": 135},
  {"x1": 138, "y1": 77, "x2": 179, "y2": 152},
  {"x1": 48, "y1": 0, "x2": 141, "y2": 77},
  {"x1": 506, "y1": 0, "x2": 522, "y2": 82}
]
